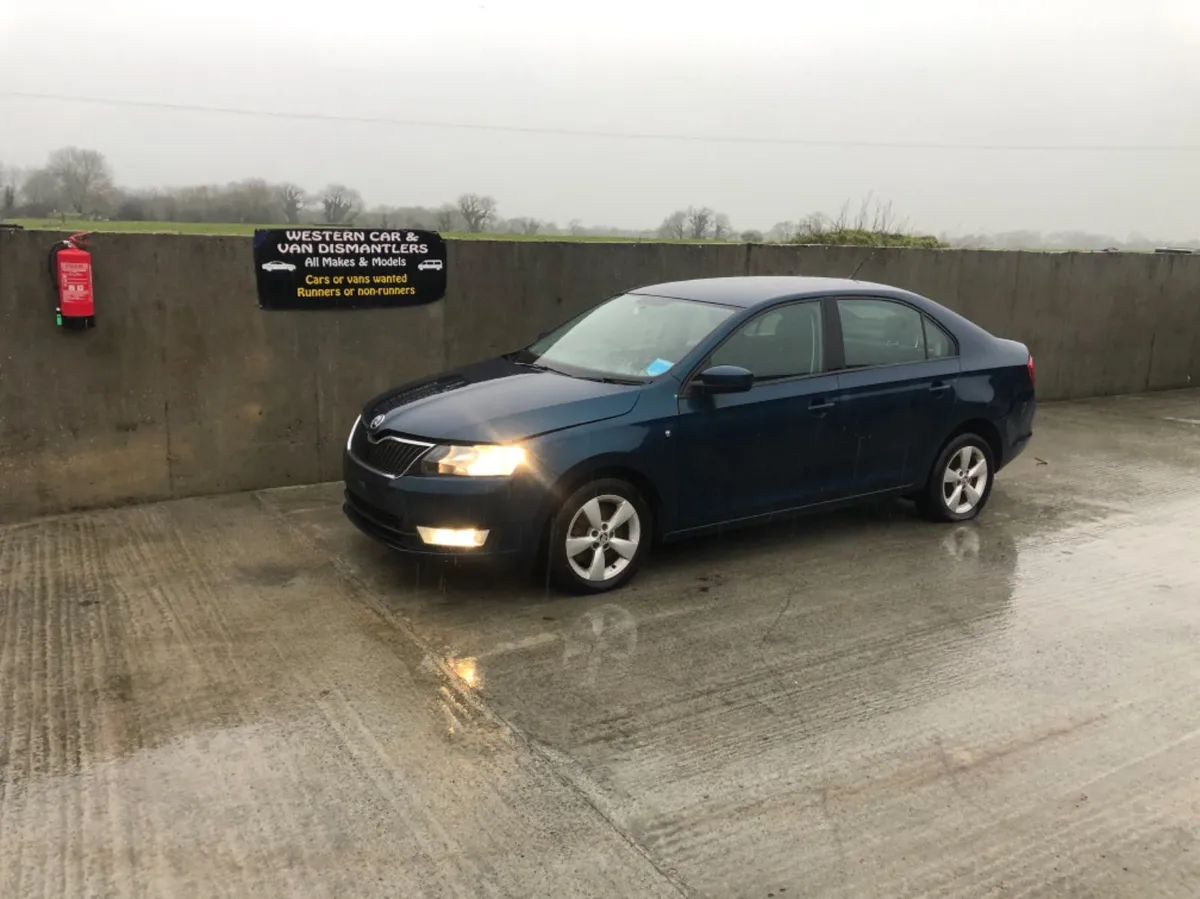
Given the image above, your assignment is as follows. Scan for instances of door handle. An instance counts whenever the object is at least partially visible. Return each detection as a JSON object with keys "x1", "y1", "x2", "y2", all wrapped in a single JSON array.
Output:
[
  {"x1": 809, "y1": 399, "x2": 837, "y2": 412},
  {"x1": 929, "y1": 381, "x2": 951, "y2": 395}
]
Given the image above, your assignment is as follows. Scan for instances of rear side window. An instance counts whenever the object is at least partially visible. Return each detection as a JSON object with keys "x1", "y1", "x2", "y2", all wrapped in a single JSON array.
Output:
[
  {"x1": 710, "y1": 301, "x2": 824, "y2": 380},
  {"x1": 837, "y1": 299, "x2": 926, "y2": 367},
  {"x1": 923, "y1": 316, "x2": 957, "y2": 359}
]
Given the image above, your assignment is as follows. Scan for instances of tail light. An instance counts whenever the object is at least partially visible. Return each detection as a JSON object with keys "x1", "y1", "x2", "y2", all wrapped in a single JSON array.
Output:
[{"x1": 1027, "y1": 354, "x2": 1036, "y2": 386}]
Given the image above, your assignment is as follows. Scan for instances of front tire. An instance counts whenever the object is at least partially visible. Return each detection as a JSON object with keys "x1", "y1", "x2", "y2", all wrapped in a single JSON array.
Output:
[
  {"x1": 918, "y1": 433, "x2": 995, "y2": 522},
  {"x1": 548, "y1": 478, "x2": 651, "y2": 594}
]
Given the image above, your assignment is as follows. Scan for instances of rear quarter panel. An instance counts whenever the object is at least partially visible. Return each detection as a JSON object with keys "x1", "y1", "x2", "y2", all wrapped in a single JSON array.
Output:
[{"x1": 956, "y1": 334, "x2": 1036, "y2": 469}]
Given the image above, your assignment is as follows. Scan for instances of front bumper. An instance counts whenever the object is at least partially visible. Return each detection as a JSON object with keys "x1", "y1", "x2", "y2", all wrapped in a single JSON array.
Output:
[{"x1": 342, "y1": 449, "x2": 547, "y2": 559}]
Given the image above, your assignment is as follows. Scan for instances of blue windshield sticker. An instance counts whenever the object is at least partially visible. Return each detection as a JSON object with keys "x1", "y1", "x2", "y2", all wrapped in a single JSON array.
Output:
[{"x1": 646, "y1": 358, "x2": 674, "y2": 376}]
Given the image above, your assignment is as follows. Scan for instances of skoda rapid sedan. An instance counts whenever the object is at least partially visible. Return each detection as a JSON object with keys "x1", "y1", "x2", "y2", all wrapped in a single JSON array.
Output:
[{"x1": 343, "y1": 276, "x2": 1035, "y2": 593}]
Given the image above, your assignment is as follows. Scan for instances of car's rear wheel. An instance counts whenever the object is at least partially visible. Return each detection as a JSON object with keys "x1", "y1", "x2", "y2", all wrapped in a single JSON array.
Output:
[
  {"x1": 548, "y1": 478, "x2": 651, "y2": 594},
  {"x1": 918, "y1": 433, "x2": 995, "y2": 522}
]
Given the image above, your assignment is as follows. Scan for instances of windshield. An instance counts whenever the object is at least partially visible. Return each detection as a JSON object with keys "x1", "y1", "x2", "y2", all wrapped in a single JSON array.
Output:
[{"x1": 518, "y1": 293, "x2": 736, "y2": 381}]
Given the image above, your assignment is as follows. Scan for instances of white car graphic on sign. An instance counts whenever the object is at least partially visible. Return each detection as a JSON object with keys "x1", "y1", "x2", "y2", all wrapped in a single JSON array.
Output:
[
  {"x1": 417, "y1": 259, "x2": 444, "y2": 271},
  {"x1": 261, "y1": 261, "x2": 296, "y2": 272}
]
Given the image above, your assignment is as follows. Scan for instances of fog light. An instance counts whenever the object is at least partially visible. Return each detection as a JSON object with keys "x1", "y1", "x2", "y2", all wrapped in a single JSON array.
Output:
[{"x1": 417, "y1": 526, "x2": 489, "y2": 548}]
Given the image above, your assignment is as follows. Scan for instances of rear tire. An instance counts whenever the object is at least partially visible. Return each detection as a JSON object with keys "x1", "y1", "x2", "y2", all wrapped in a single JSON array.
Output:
[
  {"x1": 548, "y1": 478, "x2": 651, "y2": 594},
  {"x1": 918, "y1": 433, "x2": 995, "y2": 522}
]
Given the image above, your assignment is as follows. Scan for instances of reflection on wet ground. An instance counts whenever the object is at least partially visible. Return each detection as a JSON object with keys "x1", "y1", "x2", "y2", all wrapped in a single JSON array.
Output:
[{"x1": 3, "y1": 389, "x2": 1200, "y2": 897}]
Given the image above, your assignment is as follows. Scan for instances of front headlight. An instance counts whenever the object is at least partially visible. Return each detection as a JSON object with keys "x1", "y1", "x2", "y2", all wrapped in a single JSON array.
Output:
[{"x1": 421, "y1": 444, "x2": 526, "y2": 477}]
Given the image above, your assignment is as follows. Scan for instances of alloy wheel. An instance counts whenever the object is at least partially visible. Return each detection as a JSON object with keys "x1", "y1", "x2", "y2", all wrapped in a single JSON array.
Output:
[
  {"x1": 942, "y1": 445, "x2": 989, "y2": 515},
  {"x1": 564, "y1": 495, "x2": 642, "y2": 583}
]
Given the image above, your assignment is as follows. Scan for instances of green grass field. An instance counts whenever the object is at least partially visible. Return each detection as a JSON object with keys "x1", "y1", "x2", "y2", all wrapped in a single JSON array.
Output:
[
  {"x1": 4, "y1": 218, "x2": 729, "y2": 243},
  {"x1": 5, "y1": 218, "x2": 1155, "y2": 252}
]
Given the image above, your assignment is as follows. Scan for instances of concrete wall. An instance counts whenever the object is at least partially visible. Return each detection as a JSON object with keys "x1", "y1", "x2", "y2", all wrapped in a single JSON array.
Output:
[{"x1": 2, "y1": 229, "x2": 1198, "y2": 521}]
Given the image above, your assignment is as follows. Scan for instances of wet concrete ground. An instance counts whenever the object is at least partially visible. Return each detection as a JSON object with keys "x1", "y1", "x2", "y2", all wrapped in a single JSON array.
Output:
[{"x1": 3, "y1": 390, "x2": 1200, "y2": 898}]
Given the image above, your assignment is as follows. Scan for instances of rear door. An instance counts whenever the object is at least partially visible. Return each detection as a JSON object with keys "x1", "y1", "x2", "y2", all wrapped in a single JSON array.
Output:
[
  {"x1": 831, "y1": 297, "x2": 961, "y2": 495},
  {"x1": 673, "y1": 299, "x2": 844, "y2": 530}
]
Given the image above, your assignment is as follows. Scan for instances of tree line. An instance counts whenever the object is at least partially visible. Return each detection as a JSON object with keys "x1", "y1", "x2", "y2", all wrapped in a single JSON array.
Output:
[
  {"x1": 2, "y1": 145, "x2": 948, "y2": 247},
  {"x1": 0, "y1": 146, "x2": 661, "y2": 238}
]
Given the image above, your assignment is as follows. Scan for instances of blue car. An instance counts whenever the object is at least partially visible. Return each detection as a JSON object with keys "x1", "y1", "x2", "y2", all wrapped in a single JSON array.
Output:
[{"x1": 343, "y1": 276, "x2": 1036, "y2": 593}]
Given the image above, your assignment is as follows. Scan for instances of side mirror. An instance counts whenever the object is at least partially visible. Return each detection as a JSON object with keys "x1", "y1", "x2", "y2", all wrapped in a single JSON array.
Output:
[{"x1": 695, "y1": 365, "x2": 754, "y2": 394}]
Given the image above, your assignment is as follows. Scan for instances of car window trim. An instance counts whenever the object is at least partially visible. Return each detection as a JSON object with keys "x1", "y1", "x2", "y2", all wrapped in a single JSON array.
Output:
[
  {"x1": 681, "y1": 297, "x2": 829, "y2": 392},
  {"x1": 831, "y1": 294, "x2": 961, "y2": 373},
  {"x1": 920, "y1": 313, "x2": 960, "y2": 359}
]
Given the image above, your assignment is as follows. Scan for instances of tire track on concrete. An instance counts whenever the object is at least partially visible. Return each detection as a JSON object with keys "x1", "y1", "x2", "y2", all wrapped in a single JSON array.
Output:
[
  {"x1": 553, "y1": 488, "x2": 1200, "y2": 897},
  {"x1": 0, "y1": 521, "x2": 31, "y2": 899},
  {"x1": 254, "y1": 488, "x2": 695, "y2": 899},
  {"x1": 89, "y1": 511, "x2": 152, "y2": 899},
  {"x1": 101, "y1": 490, "x2": 673, "y2": 898},
  {"x1": 904, "y1": 729, "x2": 1200, "y2": 898},
  {"x1": 115, "y1": 505, "x2": 269, "y2": 895},
  {"x1": 571, "y1": 494, "x2": 1200, "y2": 803},
  {"x1": 53, "y1": 518, "x2": 82, "y2": 899},
  {"x1": 186, "y1": 502, "x2": 494, "y2": 899},
  {"x1": 781, "y1": 702, "x2": 1200, "y2": 898},
  {"x1": 74, "y1": 514, "x2": 120, "y2": 899}
]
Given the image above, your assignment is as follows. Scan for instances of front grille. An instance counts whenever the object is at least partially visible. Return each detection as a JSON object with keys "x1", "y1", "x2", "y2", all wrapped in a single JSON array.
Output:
[
  {"x1": 368, "y1": 376, "x2": 468, "y2": 419},
  {"x1": 348, "y1": 420, "x2": 430, "y2": 477}
]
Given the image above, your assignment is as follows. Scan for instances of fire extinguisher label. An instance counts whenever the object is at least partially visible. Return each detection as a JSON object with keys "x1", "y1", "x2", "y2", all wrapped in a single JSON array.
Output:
[{"x1": 59, "y1": 260, "x2": 94, "y2": 314}]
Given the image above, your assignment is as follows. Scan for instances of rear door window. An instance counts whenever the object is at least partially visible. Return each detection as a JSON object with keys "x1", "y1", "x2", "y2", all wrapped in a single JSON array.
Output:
[{"x1": 837, "y1": 299, "x2": 927, "y2": 368}]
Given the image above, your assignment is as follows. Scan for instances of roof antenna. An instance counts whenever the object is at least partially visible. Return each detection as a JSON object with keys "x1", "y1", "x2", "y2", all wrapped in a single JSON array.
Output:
[{"x1": 847, "y1": 248, "x2": 875, "y2": 280}]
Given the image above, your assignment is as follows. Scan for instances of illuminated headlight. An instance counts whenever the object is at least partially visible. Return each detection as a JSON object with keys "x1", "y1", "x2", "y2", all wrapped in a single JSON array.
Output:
[
  {"x1": 420, "y1": 444, "x2": 526, "y2": 477},
  {"x1": 417, "y1": 526, "x2": 489, "y2": 548}
]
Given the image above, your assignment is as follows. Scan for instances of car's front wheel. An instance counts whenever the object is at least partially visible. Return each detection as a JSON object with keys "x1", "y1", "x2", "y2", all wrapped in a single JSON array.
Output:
[
  {"x1": 548, "y1": 478, "x2": 651, "y2": 594},
  {"x1": 918, "y1": 433, "x2": 995, "y2": 522}
]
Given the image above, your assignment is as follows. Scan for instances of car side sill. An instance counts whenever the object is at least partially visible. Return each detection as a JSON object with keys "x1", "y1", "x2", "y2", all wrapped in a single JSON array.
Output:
[{"x1": 661, "y1": 485, "x2": 914, "y2": 542}]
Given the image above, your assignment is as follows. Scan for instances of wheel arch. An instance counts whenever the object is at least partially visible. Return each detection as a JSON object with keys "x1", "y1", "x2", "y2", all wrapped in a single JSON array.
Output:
[
  {"x1": 922, "y1": 418, "x2": 1004, "y2": 488},
  {"x1": 532, "y1": 457, "x2": 666, "y2": 564}
]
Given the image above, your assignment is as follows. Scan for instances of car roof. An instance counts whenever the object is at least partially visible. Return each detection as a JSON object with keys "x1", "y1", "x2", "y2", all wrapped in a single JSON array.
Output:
[{"x1": 629, "y1": 275, "x2": 915, "y2": 309}]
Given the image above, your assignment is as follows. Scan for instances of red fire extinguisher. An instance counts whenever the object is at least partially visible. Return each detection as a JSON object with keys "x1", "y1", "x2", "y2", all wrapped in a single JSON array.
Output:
[{"x1": 48, "y1": 231, "x2": 96, "y2": 330}]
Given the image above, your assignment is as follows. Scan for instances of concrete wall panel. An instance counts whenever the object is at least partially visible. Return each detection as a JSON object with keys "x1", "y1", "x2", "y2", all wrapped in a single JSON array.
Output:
[
  {"x1": 153, "y1": 235, "x2": 321, "y2": 498},
  {"x1": 444, "y1": 240, "x2": 747, "y2": 368},
  {"x1": 0, "y1": 231, "x2": 172, "y2": 519},
  {"x1": 2, "y1": 229, "x2": 1199, "y2": 521},
  {"x1": 312, "y1": 304, "x2": 446, "y2": 481}
]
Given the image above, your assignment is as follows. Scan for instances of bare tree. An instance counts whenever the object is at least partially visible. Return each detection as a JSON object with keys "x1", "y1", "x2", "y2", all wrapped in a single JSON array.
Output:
[
  {"x1": 278, "y1": 183, "x2": 306, "y2": 224},
  {"x1": 0, "y1": 163, "x2": 16, "y2": 217},
  {"x1": 320, "y1": 184, "x2": 361, "y2": 224},
  {"x1": 657, "y1": 210, "x2": 687, "y2": 239},
  {"x1": 509, "y1": 216, "x2": 542, "y2": 235},
  {"x1": 795, "y1": 212, "x2": 830, "y2": 240},
  {"x1": 222, "y1": 178, "x2": 278, "y2": 223},
  {"x1": 456, "y1": 193, "x2": 497, "y2": 232},
  {"x1": 685, "y1": 206, "x2": 715, "y2": 240},
  {"x1": 18, "y1": 167, "x2": 61, "y2": 215},
  {"x1": 47, "y1": 147, "x2": 114, "y2": 215},
  {"x1": 767, "y1": 220, "x2": 797, "y2": 242},
  {"x1": 434, "y1": 204, "x2": 457, "y2": 232},
  {"x1": 712, "y1": 213, "x2": 734, "y2": 241},
  {"x1": 567, "y1": 218, "x2": 584, "y2": 237}
]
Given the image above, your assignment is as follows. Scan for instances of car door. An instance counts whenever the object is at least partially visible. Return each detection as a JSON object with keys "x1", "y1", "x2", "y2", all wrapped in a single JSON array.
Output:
[
  {"x1": 673, "y1": 299, "x2": 844, "y2": 531},
  {"x1": 832, "y1": 296, "x2": 961, "y2": 495}
]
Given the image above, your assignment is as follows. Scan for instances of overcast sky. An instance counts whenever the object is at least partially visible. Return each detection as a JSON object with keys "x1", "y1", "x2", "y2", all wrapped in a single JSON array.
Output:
[{"x1": 2, "y1": 0, "x2": 1198, "y2": 237}]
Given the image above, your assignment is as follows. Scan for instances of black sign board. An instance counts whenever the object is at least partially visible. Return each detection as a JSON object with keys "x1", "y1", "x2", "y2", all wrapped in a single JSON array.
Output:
[{"x1": 253, "y1": 228, "x2": 447, "y2": 310}]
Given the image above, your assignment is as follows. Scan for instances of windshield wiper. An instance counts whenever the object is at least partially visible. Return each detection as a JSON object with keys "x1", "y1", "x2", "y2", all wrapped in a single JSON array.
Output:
[
  {"x1": 584, "y1": 374, "x2": 644, "y2": 386},
  {"x1": 503, "y1": 352, "x2": 551, "y2": 372}
]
